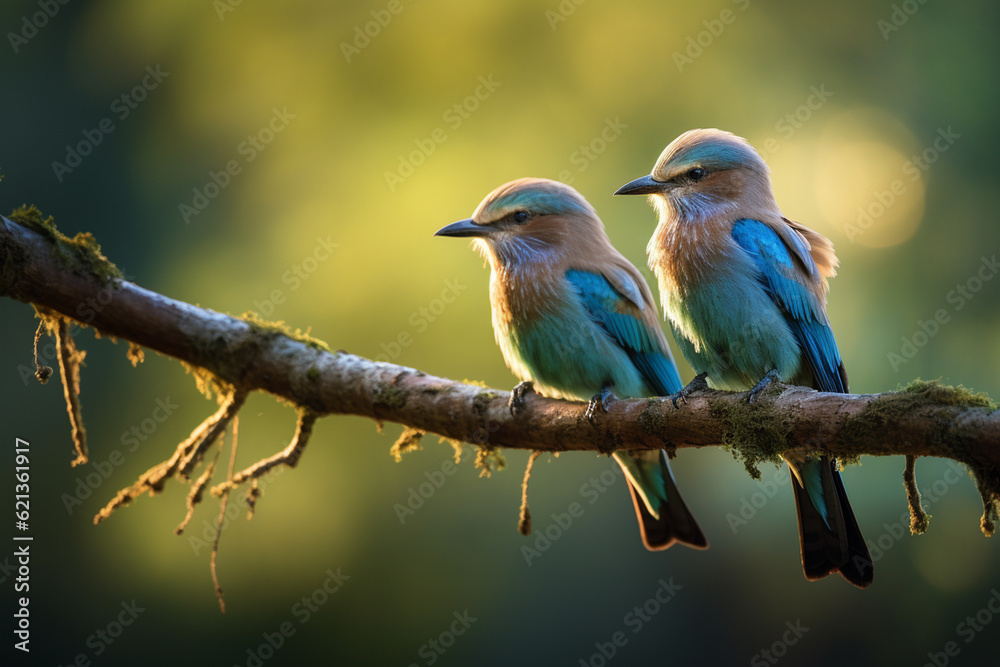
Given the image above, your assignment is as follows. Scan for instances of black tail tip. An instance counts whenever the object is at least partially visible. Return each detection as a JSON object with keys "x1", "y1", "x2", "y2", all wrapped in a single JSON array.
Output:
[
  {"x1": 802, "y1": 557, "x2": 874, "y2": 589},
  {"x1": 838, "y1": 556, "x2": 874, "y2": 589}
]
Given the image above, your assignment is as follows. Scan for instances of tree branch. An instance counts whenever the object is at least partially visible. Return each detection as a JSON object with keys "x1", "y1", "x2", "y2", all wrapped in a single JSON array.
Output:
[{"x1": 3, "y1": 212, "x2": 999, "y2": 533}]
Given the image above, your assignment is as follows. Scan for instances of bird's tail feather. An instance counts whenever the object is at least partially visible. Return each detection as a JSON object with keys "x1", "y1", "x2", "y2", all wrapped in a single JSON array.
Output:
[
  {"x1": 614, "y1": 451, "x2": 708, "y2": 551},
  {"x1": 831, "y1": 467, "x2": 874, "y2": 588},
  {"x1": 788, "y1": 455, "x2": 873, "y2": 588}
]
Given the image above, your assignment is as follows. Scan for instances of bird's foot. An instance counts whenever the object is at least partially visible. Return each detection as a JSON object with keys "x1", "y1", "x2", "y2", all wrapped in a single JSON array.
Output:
[
  {"x1": 668, "y1": 372, "x2": 709, "y2": 409},
  {"x1": 585, "y1": 387, "x2": 618, "y2": 424},
  {"x1": 509, "y1": 381, "x2": 535, "y2": 416},
  {"x1": 747, "y1": 369, "x2": 781, "y2": 404}
]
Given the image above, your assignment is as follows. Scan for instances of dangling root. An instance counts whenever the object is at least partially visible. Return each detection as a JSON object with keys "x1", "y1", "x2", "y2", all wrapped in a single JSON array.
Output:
[
  {"x1": 211, "y1": 409, "x2": 318, "y2": 498},
  {"x1": 178, "y1": 392, "x2": 248, "y2": 479},
  {"x1": 212, "y1": 416, "x2": 240, "y2": 614},
  {"x1": 54, "y1": 318, "x2": 88, "y2": 466},
  {"x1": 93, "y1": 389, "x2": 246, "y2": 524},
  {"x1": 517, "y1": 451, "x2": 541, "y2": 536},
  {"x1": 32, "y1": 319, "x2": 52, "y2": 383},
  {"x1": 175, "y1": 442, "x2": 224, "y2": 535},
  {"x1": 903, "y1": 455, "x2": 929, "y2": 534}
]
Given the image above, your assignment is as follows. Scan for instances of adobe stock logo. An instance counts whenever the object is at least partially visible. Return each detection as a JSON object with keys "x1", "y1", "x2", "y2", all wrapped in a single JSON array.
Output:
[
  {"x1": 888, "y1": 254, "x2": 999, "y2": 372},
  {"x1": 51, "y1": 66, "x2": 170, "y2": 182},
  {"x1": 179, "y1": 107, "x2": 296, "y2": 224},
  {"x1": 671, "y1": 0, "x2": 752, "y2": 73},
  {"x1": 577, "y1": 578, "x2": 682, "y2": 666},
  {"x1": 7, "y1": 0, "x2": 71, "y2": 54},
  {"x1": 877, "y1": 0, "x2": 930, "y2": 41},
  {"x1": 405, "y1": 611, "x2": 477, "y2": 667},
  {"x1": 545, "y1": 0, "x2": 587, "y2": 30},
  {"x1": 844, "y1": 126, "x2": 960, "y2": 243},
  {"x1": 750, "y1": 620, "x2": 810, "y2": 666},
  {"x1": 921, "y1": 588, "x2": 1000, "y2": 667},
  {"x1": 383, "y1": 75, "x2": 501, "y2": 192},
  {"x1": 393, "y1": 459, "x2": 459, "y2": 524},
  {"x1": 339, "y1": 0, "x2": 413, "y2": 63},
  {"x1": 556, "y1": 117, "x2": 628, "y2": 185}
]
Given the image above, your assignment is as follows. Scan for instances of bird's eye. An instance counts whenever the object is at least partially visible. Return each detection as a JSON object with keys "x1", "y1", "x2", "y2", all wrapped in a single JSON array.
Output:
[
  {"x1": 512, "y1": 210, "x2": 530, "y2": 224},
  {"x1": 687, "y1": 168, "x2": 706, "y2": 182}
]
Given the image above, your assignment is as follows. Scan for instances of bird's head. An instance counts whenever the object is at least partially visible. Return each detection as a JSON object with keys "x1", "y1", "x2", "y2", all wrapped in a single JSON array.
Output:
[
  {"x1": 435, "y1": 177, "x2": 603, "y2": 268},
  {"x1": 615, "y1": 128, "x2": 774, "y2": 222}
]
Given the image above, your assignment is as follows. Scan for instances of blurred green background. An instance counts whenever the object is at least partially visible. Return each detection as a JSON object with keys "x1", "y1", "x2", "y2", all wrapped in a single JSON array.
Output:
[{"x1": 2, "y1": 0, "x2": 1000, "y2": 665}]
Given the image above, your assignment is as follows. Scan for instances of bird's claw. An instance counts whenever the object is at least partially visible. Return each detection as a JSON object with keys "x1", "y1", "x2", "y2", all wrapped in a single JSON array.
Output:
[
  {"x1": 585, "y1": 387, "x2": 617, "y2": 424},
  {"x1": 668, "y1": 372, "x2": 709, "y2": 409},
  {"x1": 747, "y1": 369, "x2": 781, "y2": 404},
  {"x1": 509, "y1": 381, "x2": 535, "y2": 416},
  {"x1": 584, "y1": 398, "x2": 601, "y2": 423}
]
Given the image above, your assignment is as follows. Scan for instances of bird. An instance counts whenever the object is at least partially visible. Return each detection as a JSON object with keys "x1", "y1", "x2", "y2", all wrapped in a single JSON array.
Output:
[
  {"x1": 435, "y1": 177, "x2": 708, "y2": 551},
  {"x1": 615, "y1": 128, "x2": 873, "y2": 588}
]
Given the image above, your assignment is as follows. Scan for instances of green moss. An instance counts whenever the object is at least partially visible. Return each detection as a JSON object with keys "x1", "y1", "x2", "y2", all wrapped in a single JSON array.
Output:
[
  {"x1": 709, "y1": 394, "x2": 791, "y2": 479},
  {"x1": 474, "y1": 446, "x2": 506, "y2": 478},
  {"x1": 306, "y1": 366, "x2": 319, "y2": 380},
  {"x1": 181, "y1": 361, "x2": 230, "y2": 400},
  {"x1": 839, "y1": 380, "x2": 997, "y2": 463},
  {"x1": 390, "y1": 427, "x2": 425, "y2": 462},
  {"x1": 373, "y1": 383, "x2": 408, "y2": 411},
  {"x1": 420, "y1": 385, "x2": 456, "y2": 396},
  {"x1": 438, "y1": 436, "x2": 464, "y2": 463},
  {"x1": 473, "y1": 390, "x2": 500, "y2": 405},
  {"x1": 705, "y1": 380, "x2": 998, "y2": 487},
  {"x1": 462, "y1": 390, "x2": 506, "y2": 475},
  {"x1": 8, "y1": 205, "x2": 123, "y2": 283},
  {"x1": 9, "y1": 205, "x2": 58, "y2": 242},
  {"x1": 470, "y1": 390, "x2": 496, "y2": 440},
  {"x1": 838, "y1": 380, "x2": 1000, "y2": 536},
  {"x1": 901, "y1": 379, "x2": 997, "y2": 410},
  {"x1": 239, "y1": 311, "x2": 330, "y2": 351},
  {"x1": 637, "y1": 398, "x2": 676, "y2": 453},
  {"x1": 126, "y1": 342, "x2": 145, "y2": 367}
]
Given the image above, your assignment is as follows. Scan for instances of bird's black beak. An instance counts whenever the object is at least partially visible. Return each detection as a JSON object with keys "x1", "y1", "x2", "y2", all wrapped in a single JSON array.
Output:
[
  {"x1": 614, "y1": 175, "x2": 669, "y2": 196},
  {"x1": 434, "y1": 218, "x2": 489, "y2": 238}
]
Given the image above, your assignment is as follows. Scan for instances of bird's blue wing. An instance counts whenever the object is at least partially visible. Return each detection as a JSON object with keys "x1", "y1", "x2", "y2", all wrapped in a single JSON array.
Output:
[
  {"x1": 565, "y1": 269, "x2": 682, "y2": 396},
  {"x1": 731, "y1": 219, "x2": 847, "y2": 393}
]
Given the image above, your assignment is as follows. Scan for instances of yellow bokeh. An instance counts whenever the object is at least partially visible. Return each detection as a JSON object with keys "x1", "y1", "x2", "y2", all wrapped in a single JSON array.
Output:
[{"x1": 816, "y1": 109, "x2": 926, "y2": 248}]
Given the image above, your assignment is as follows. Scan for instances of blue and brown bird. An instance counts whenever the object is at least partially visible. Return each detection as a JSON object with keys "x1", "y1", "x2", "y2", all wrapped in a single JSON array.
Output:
[
  {"x1": 615, "y1": 129, "x2": 873, "y2": 587},
  {"x1": 435, "y1": 177, "x2": 707, "y2": 551}
]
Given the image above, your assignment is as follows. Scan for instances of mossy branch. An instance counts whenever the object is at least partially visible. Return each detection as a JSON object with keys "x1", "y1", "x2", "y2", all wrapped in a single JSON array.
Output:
[{"x1": 3, "y1": 212, "x2": 1000, "y2": 537}]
